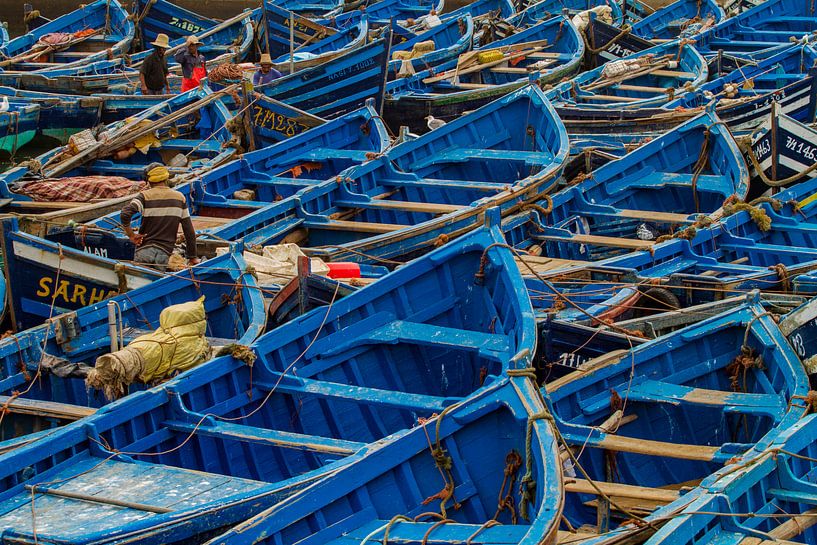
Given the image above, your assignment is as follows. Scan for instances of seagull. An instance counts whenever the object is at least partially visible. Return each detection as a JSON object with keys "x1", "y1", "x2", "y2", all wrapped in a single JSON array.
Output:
[{"x1": 425, "y1": 115, "x2": 446, "y2": 131}]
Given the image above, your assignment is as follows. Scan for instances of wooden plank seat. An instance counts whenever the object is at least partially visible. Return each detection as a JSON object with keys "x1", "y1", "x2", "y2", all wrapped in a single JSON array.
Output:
[
  {"x1": 412, "y1": 148, "x2": 554, "y2": 170},
  {"x1": 382, "y1": 177, "x2": 508, "y2": 192},
  {"x1": 565, "y1": 478, "x2": 681, "y2": 503},
  {"x1": 334, "y1": 199, "x2": 465, "y2": 215},
  {"x1": 304, "y1": 219, "x2": 407, "y2": 234},
  {"x1": 616, "y1": 209, "x2": 697, "y2": 223},
  {"x1": 562, "y1": 432, "x2": 723, "y2": 462},
  {"x1": 0, "y1": 395, "x2": 96, "y2": 421},
  {"x1": 531, "y1": 232, "x2": 655, "y2": 250},
  {"x1": 163, "y1": 420, "x2": 365, "y2": 455},
  {"x1": 258, "y1": 375, "x2": 451, "y2": 413}
]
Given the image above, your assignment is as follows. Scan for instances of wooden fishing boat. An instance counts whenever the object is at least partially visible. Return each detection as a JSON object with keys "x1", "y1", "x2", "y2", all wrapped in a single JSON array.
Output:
[
  {"x1": 261, "y1": 2, "x2": 369, "y2": 74},
  {"x1": 0, "y1": 85, "x2": 239, "y2": 214},
  {"x1": 0, "y1": 0, "x2": 134, "y2": 71},
  {"x1": 384, "y1": 16, "x2": 584, "y2": 132},
  {"x1": 545, "y1": 39, "x2": 707, "y2": 112},
  {"x1": 503, "y1": 110, "x2": 749, "y2": 263},
  {"x1": 257, "y1": 34, "x2": 392, "y2": 118},
  {"x1": 39, "y1": 103, "x2": 389, "y2": 259},
  {"x1": 386, "y1": 14, "x2": 474, "y2": 79},
  {"x1": 748, "y1": 102, "x2": 817, "y2": 193},
  {"x1": 667, "y1": 42, "x2": 817, "y2": 133},
  {"x1": 0, "y1": 213, "x2": 538, "y2": 545},
  {"x1": 0, "y1": 99, "x2": 39, "y2": 155},
  {"x1": 546, "y1": 295, "x2": 809, "y2": 540},
  {"x1": 130, "y1": 0, "x2": 254, "y2": 63},
  {"x1": 629, "y1": 0, "x2": 725, "y2": 40},
  {"x1": 556, "y1": 41, "x2": 817, "y2": 153},
  {"x1": 322, "y1": 0, "x2": 445, "y2": 29},
  {"x1": 0, "y1": 58, "x2": 133, "y2": 95},
  {"x1": 0, "y1": 87, "x2": 103, "y2": 143},
  {"x1": 695, "y1": 0, "x2": 817, "y2": 59},
  {"x1": 636, "y1": 413, "x2": 817, "y2": 545},
  {"x1": 204, "y1": 84, "x2": 569, "y2": 264},
  {"x1": 0, "y1": 241, "x2": 264, "y2": 427},
  {"x1": 513, "y1": 0, "x2": 624, "y2": 27},
  {"x1": 206, "y1": 377, "x2": 561, "y2": 545},
  {"x1": 440, "y1": 0, "x2": 514, "y2": 25}
]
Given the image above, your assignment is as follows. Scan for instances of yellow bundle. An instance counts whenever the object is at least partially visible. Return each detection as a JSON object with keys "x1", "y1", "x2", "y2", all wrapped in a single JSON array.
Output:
[
  {"x1": 411, "y1": 40, "x2": 435, "y2": 56},
  {"x1": 86, "y1": 297, "x2": 211, "y2": 400},
  {"x1": 477, "y1": 50, "x2": 503, "y2": 64}
]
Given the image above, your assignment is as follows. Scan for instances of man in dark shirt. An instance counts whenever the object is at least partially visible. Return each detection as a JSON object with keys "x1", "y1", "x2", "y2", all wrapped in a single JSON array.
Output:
[
  {"x1": 139, "y1": 34, "x2": 170, "y2": 95},
  {"x1": 176, "y1": 35, "x2": 207, "y2": 92},
  {"x1": 253, "y1": 54, "x2": 283, "y2": 87},
  {"x1": 121, "y1": 163, "x2": 198, "y2": 270}
]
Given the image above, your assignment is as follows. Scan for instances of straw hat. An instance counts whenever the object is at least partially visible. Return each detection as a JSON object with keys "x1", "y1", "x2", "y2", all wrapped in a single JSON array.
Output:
[
  {"x1": 186, "y1": 35, "x2": 203, "y2": 46},
  {"x1": 259, "y1": 53, "x2": 273, "y2": 65},
  {"x1": 151, "y1": 33, "x2": 170, "y2": 48}
]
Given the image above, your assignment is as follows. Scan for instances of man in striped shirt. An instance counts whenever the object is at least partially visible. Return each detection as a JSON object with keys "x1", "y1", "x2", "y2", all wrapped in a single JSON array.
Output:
[{"x1": 121, "y1": 163, "x2": 198, "y2": 269}]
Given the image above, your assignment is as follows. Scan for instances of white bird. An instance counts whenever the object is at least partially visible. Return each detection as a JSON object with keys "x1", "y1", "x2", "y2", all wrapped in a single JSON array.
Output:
[{"x1": 425, "y1": 115, "x2": 446, "y2": 131}]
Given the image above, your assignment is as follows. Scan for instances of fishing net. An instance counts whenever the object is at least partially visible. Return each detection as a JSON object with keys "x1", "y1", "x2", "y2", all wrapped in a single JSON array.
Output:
[{"x1": 11, "y1": 176, "x2": 147, "y2": 202}]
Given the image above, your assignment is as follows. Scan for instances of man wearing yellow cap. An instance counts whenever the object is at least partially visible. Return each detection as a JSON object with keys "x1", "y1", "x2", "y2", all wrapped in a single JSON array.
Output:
[
  {"x1": 121, "y1": 163, "x2": 198, "y2": 269},
  {"x1": 139, "y1": 34, "x2": 170, "y2": 95}
]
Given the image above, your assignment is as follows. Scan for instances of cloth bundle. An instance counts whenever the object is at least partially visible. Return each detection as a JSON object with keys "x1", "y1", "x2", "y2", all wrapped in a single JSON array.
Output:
[
  {"x1": 12, "y1": 176, "x2": 147, "y2": 202},
  {"x1": 86, "y1": 297, "x2": 212, "y2": 400}
]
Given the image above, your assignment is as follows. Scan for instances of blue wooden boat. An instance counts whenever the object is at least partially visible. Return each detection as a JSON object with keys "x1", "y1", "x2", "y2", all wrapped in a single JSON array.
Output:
[
  {"x1": 546, "y1": 295, "x2": 809, "y2": 540},
  {"x1": 629, "y1": 0, "x2": 725, "y2": 40},
  {"x1": 513, "y1": 0, "x2": 624, "y2": 27},
  {"x1": 0, "y1": 235, "x2": 264, "y2": 414},
  {"x1": 387, "y1": 14, "x2": 474, "y2": 79},
  {"x1": 667, "y1": 42, "x2": 817, "y2": 134},
  {"x1": 261, "y1": 2, "x2": 369, "y2": 73},
  {"x1": 0, "y1": 99, "x2": 39, "y2": 155},
  {"x1": 636, "y1": 414, "x2": 817, "y2": 545},
  {"x1": 0, "y1": 212, "x2": 538, "y2": 545},
  {"x1": 257, "y1": 34, "x2": 392, "y2": 118},
  {"x1": 384, "y1": 16, "x2": 584, "y2": 132},
  {"x1": 203, "y1": 84, "x2": 568, "y2": 264},
  {"x1": 0, "y1": 87, "x2": 103, "y2": 143},
  {"x1": 249, "y1": 94, "x2": 326, "y2": 146},
  {"x1": 0, "y1": 0, "x2": 134, "y2": 71},
  {"x1": 0, "y1": 58, "x2": 133, "y2": 95},
  {"x1": 0, "y1": 85, "x2": 238, "y2": 213},
  {"x1": 748, "y1": 101, "x2": 817, "y2": 192},
  {"x1": 322, "y1": 0, "x2": 444, "y2": 29},
  {"x1": 545, "y1": 39, "x2": 707, "y2": 111},
  {"x1": 51, "y1": 103, "x2": 389, "y2": 259},
  {"x1": 441, "y1": 0, "x2": 514, "y2": 24},
  {"x1": 131, "y1": 0, "x2": 254, "y2": 63},
  {"x1": 503, "y1": 110, "x2": 748, "y2": 262},
  {"x1": 695, "y1": 0, "x2": 817, "y2": 59},
  {"x1": 205, "y1": 377, "x2": 560, "y2": 545}
]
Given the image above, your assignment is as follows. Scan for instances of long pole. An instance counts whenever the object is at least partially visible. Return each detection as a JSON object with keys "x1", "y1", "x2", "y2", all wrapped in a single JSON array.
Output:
[
  {"x1": 261, "y1": 0, "x2": 271, "y2": 54},
  {"x1": 289, "y1": 12, "x2": 295, "y2": 74}
]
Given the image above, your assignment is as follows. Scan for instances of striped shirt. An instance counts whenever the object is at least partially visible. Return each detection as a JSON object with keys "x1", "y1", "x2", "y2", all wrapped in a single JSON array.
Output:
[{"x1": 121, "y1": 186, "x2": 197, "y2": 258}]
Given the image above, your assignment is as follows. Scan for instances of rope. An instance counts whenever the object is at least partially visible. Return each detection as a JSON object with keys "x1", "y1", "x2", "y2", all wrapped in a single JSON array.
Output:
[
  {"x1": 518, "y1": 411, "x2": 552, "y2": 521},
  {"x1": 746, "y1": 143, "x2": 817, "y2": 187}
]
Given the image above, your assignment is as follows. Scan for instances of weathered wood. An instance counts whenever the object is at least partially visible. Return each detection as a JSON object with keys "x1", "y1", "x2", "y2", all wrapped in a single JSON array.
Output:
[
  {"x1": 0, "y1": 395, "x2": 96, "y2": 421},
  {"x1": 613, "y1": 84, "x2": 675, "y2": 94},
  {"x1": 546, "y1": 350, "x2": 629, "y2": 392},
  {"x1": 617, "y1": 209, "x2": 695, "y2": 223},
  {"x1": 537, "y1": 233, "x2": 654, "y2": 250},
  {"x1": 318, "y1": 219, "x2": 406, "y2": 233},
  {"x1": 565, "y1": 479, "x2": 680, "y2": 503},
  {"x1": 335, "y1": 199, "x2": 465, "y2": 214},
  {"x1": 25, "y1": 485, "x2": 172, "y2": 513},
  {"x1": 594, "y1": 435, "x2": 720, "y2": 461},
  {"x1": 582, "y1": 94, "x2": 644, "y2": 103}
]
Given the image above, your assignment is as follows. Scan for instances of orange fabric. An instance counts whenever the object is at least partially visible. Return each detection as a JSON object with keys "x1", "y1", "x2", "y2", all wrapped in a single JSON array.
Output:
[{"x1": 181, "y1": 65, "x2": 207, "y2": 92}]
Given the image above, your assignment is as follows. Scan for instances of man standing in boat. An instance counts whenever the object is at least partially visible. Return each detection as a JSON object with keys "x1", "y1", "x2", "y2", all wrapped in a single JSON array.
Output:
[
  {"x1": 121, "y1": 163, "x2": 199, "y2": 270},
  {"x1": 176, "y1": 35, "x2": 207, "y2": 92},
  {"x1": 253, "y1": 54, "x2": 283, "y2": 87},
  {"x1": 139, "y1": 34, "x2": 170, "y2": 95}
]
